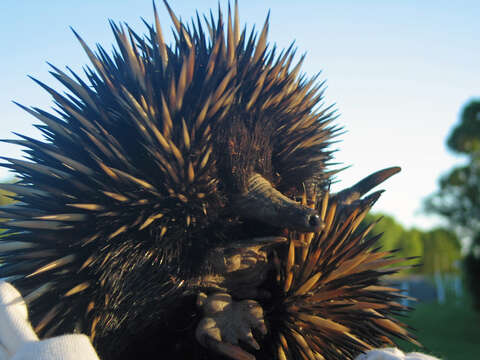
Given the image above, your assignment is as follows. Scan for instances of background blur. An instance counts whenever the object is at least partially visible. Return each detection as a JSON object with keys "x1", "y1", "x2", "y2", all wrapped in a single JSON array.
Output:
[{"x1": 0, "y1": 1, "x2": 479, "y2": 358}]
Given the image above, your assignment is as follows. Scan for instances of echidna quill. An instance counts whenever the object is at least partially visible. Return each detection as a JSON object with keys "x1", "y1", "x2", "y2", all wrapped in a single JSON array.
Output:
[
  {"x1": 0, "y1": 2, "x2": 413, "y2": 359},
  {"x1": 258, "y1": 186, "x2": 419, "y2": 360}
]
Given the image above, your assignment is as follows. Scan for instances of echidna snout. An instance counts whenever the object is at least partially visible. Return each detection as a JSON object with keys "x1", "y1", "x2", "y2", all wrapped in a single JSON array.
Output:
[{"x1": 233, "y1": 173, "x2": 325, "y2": 232}]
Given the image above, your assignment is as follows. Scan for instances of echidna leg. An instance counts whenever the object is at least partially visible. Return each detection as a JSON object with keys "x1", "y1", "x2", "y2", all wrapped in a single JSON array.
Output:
[
  {"x1": 194, "y1": 237, "x2": 282, "y2": 359},
  {"x1": 203, "y1": 236, "x2": 286, "y2": 298},
  {"x1": 195, "y1": 292, "x2": 267, "y2": 360}
]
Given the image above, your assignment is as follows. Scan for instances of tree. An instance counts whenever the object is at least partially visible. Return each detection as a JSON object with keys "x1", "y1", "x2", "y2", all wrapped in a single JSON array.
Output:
[
  {"x1": 364, "y1": 213, "x2": 421, "y2": 274},
  {"x1": 447, "y1": 100, "x2": 480, "y2": 154},
  {"x1": 364, "y1": 213, "x2": 461, "y2": 275},
  {"x1": 421, "y1": 228, "x2": 461, "y2": 275},
  {"x1": 425, "y1": 99, "x2": 480, "y2": 307},
  {"x1": 425, "y1": 100, "x2": 480, "y2": 241},
  {"x1": 402, "y1": 228, "x2": 424, "y2": 266},
  {"x1": 364, "y1": 213, "x2": 406, "y2": 251}
]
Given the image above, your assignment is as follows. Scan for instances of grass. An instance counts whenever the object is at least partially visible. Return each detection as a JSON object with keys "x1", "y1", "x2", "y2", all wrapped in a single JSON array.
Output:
[{"x1": 395, "y1": 297, "x2": 480, "y2": 359}]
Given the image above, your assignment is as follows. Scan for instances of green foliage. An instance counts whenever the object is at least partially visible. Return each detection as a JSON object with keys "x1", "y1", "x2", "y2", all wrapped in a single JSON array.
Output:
[
  {"x1": 421, "y1": 228, "x2": 461, "y2": 274},
  {"x1": 425, "y1": 98, "x2": 480, "y2": 308},
  {"x1": 447, "y1": 100, "x2": 480, "y2": 154},
  {"x1": 364, "y1": 213, "x2": 403, "y2": 250},
  {"x1": 364, "y1": 213, "x2": 461, "y2": 274},
  {"x1": 425, "y1": 162, "x2": 480, "y2": 239},
  {"x1": 402, "y1": 228, "x2": 424, "y2": 264},
  {"x1": 0, "y1": 184, "x2": 16, "y2": 234},
  {"x1": 425, "y1": 99, "x2": 480, "y2": 239}
]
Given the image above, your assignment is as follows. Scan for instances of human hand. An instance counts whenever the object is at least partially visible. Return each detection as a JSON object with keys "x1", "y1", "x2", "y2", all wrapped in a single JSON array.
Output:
[
  {"x1": 355, "y1": 348, "x2": 440, "y2": 360},
  {"x1": 0, "y1": 281, "x2": 99, "y2": 360},
  {"x1": 0, "y1": 281, "x2": 39, "y2": 359}
]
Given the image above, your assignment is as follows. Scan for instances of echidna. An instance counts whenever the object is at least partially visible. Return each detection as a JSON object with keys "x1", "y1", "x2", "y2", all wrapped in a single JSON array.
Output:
[{"x1": 0, "y1": 2, "x2": 413, "y2": 360}]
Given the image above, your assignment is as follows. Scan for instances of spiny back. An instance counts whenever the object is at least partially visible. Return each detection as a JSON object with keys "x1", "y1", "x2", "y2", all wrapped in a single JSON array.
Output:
[{"x1": 0, "y1": 2, "x2": 338, "y2": 357}]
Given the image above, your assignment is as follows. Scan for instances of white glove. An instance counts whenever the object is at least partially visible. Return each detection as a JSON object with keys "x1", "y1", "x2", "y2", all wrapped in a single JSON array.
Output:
[
  {"x1": 0, "y1": 282, "x2": 100, "y2": 360},
  {"x1": 355, "y1": 348, "x2": 440, "y2": 360}
]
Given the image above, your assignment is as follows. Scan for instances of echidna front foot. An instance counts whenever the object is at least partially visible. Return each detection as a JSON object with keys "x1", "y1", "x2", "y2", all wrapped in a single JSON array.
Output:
[
  {"x1": 202, "y1": 236, "x2": 286, "y2": 298},
  {"x1": 195, "y1": 292, "x2": 266, "y2": 360},
  {"x1": 193, "y1": 237, "x2": 278, "y2": 358}
]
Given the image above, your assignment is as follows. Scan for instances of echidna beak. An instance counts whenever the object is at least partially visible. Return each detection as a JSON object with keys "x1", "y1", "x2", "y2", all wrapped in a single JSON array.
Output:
[{"x1": 233, "y1": 173, "x2": 325, "y2": 233}]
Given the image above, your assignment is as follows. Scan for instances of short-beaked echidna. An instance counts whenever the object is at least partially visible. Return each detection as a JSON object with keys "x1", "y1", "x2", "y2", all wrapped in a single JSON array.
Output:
[{"x1": 0, "y1": 2, "x2": 412, "y2": 360}]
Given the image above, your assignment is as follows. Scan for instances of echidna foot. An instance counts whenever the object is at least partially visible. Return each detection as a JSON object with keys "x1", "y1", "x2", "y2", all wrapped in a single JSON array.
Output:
[
  {"x1": 201, "y1": 236, "x2": 286, "y2": 298},
  {"x1": 195, "y1": 292, "x2": 267, "y2": 360}
]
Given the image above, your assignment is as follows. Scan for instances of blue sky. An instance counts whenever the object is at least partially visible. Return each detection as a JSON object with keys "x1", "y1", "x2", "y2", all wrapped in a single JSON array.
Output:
[{"x1": 0, "y1": 0, "x2": 478, "y2": 230}]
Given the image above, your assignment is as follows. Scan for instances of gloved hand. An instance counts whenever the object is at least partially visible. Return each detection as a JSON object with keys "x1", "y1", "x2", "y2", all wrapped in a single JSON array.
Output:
[
  {"x1": 0, "y1": 281, "x2": 100, "y2": 360},
  {"x1": 355, "y1": 348, "x2": 440, "y2": 360}
]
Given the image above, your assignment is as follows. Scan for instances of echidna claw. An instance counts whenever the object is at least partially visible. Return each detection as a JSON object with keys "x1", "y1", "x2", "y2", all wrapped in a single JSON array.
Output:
[
  {"x1": 196, "y1": 292, "x2": 266, "y2": 360},
  {"x1": 333, "y1": 166, "x2": 400, "y2": 205}
]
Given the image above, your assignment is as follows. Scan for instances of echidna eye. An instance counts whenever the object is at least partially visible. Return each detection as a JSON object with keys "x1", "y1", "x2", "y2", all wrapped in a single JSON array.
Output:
[{"x1": 308, "y1": 214, "x2": 321, "y2": 228}]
